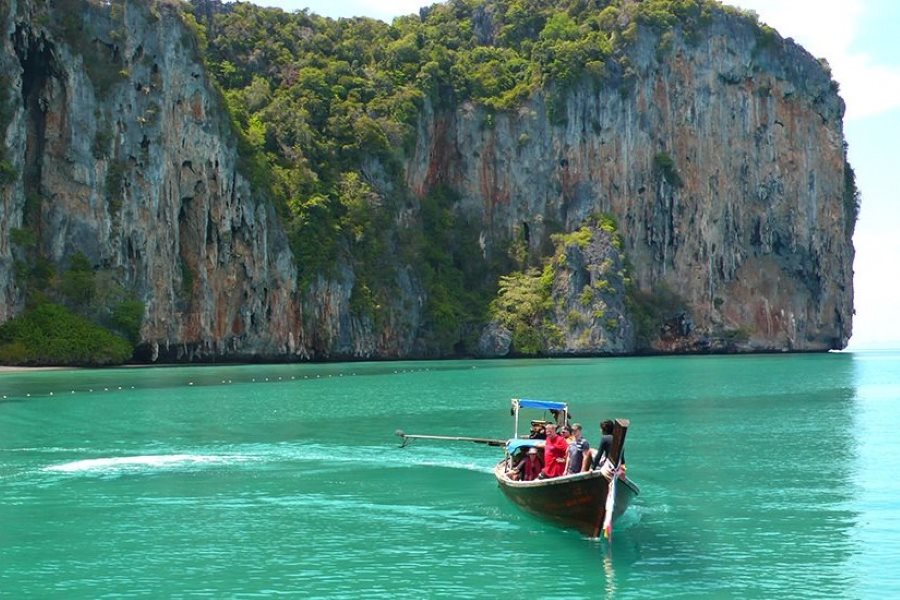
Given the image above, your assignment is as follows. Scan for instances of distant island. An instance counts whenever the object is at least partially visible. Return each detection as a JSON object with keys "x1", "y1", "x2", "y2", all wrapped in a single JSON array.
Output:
[{"x1": 0, "y1": 0, "x2": 856, "y2": 366}]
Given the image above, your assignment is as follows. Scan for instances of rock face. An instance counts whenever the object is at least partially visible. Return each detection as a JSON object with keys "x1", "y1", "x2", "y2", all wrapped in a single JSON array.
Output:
[
  {"x1": 548, "y1": 226, "x2": 634, "y2": 355},
  {"x1": 407, "y1": 15, "x2": 855, "y2": 352},
  {"x1": 0, "y1": 0, "x2": 300, "y2": 361},
  {"x1": 479, "y1": 222, "x2": 634, "y2": 357},
  {"x1": 0, "y1": 1, "x2": 854, "y2": 361}
]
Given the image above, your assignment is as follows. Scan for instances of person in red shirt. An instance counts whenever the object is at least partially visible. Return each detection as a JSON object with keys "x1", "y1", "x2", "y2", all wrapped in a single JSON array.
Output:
[
  {"x1": 522, "y1": 447, "x2": 543, "y2": 481},
  {"x1": 510, "y1": 447, "x2": 544, "y2": 481},
  {"x1": 539, "y1": 424, "x2": 568, "y2": 478}
]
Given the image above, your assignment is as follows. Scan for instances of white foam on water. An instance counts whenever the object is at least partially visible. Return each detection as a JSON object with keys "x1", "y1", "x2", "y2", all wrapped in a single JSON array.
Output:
[
  {"x1": 416, "y1": 459, "x2": 495, "y2": 474},
  {"x1": 44, "y1": 453, "x2": 251, "y2": 474},
  {"x1": 232, "y1": 442, "x2": 498, "y2": 474},
  {"x1": 36, "y1": 441, "x2": 498, "y2": 477}
]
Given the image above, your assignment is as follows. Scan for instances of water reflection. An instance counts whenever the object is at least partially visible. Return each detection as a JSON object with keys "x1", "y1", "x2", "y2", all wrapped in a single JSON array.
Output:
[
  {"x1": 588, "y1": 353, "x2": 861, "y2": 597},
  {"x1": 602, "y1": 551, "x2": 616, "y2": 597},
  {"x1": 846, "y1": 350, "x2": 900, "y2": 597}
]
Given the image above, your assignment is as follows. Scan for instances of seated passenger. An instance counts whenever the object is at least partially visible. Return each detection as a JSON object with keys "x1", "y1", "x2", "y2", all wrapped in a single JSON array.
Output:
[
  {"x1": 528, "y1": 420, "x2": 547, "y2": 439},
  {"x1": 507, "y1": 449, "x2": 526, "y2": 480},
  {"x1": 521, "y1": 447, "x2": 543, "y2": 481}
]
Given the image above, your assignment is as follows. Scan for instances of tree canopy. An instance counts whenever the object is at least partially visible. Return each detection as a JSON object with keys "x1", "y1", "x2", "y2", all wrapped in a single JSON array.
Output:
[{"x1": 180, "y1": 0, "x2": 766, "y2": 354}]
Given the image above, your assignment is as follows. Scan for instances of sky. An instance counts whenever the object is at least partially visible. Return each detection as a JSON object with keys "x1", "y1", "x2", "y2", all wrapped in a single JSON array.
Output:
[{"x1": 250, "y1": 0, "x2": 900, "y2": 349}]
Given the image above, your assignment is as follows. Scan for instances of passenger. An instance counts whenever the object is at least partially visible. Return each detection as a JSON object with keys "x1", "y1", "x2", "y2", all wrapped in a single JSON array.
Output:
[
  {"x1": 591, "y1": 420, "x2": 619, "y2": 470},
  {"x1": 508, "y1": 446, "x2": 543, "y2": 481},
  {"x1": 528, "y1": 420, "x2": 547, "y2": 439},
  {"x1": 521, "y1": 447, "x2": 543, "y2": 481},
  {"x1": 538, "y1": 424, "x2": 568, "y2": 479},
  {"x1": 565, "y1": 423, "x2": 591, "y2": 475},
  {"x1": 507, "y1": 449, "x2": 527, "y2": 480},
  {"x1": 550, "y1": 409, "x2": 572, "y2": 430}
]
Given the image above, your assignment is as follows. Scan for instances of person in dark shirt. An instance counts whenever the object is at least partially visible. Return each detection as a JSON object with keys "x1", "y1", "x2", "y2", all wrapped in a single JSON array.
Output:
[
  {"x1": 591, "y1": 419, "x2": 616, "y2": 470},
  {"x1": 565, "y1": 423, "x2": 591, "y2": 474},
  {"x1": 528, "y1": 420, "x2": 547, "y2": 439}
]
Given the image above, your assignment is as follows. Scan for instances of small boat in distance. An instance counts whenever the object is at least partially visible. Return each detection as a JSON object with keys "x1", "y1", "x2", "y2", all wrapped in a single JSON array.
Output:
[{"x1": 396, "y1": 398, "x2": 639, "y2": 539}]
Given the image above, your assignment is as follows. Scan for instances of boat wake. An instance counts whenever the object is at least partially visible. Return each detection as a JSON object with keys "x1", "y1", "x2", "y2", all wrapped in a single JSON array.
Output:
[
  {"x1": 36, "y1": 441, "x2": 496, "y2": 478},
  {"x1": 613, "y1": 504, "x2": 643, "y2": 529},
  {"x1": 44, "y1": 453, "x2": 253, "y2": 474},
  {"x1": 415, "y1": 458, "x2": 494, "y2": 474}
]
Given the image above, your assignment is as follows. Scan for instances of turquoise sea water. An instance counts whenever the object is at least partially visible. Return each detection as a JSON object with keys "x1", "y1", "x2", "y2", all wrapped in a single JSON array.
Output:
[{"x1": 1, "y1": 352, "x2": 899, "y2": 598}]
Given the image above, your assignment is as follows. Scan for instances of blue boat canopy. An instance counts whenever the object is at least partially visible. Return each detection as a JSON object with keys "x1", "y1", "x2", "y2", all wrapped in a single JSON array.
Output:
[
  {"x1": 514, "y1": 398, "x2": 567, "y2": 411},
  {"x1": 507, "y1": 439, "x2": 544, "y2": 453}
]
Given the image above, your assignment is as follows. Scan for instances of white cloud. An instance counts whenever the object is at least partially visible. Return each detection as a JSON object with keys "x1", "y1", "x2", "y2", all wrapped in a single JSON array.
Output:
[
  {"x1": 845, "y1": 231, "x2": 900, "y2": 349},
  {"x1": 834, "y1": 55, "x2": 900, "y2": 120},
  {"x1": 732, "y1": 0, "x2": 900, "y2": 120}
]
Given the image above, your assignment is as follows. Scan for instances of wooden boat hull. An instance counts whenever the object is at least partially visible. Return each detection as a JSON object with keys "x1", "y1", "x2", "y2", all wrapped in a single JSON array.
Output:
[{"x1": 494, "y1": 462, "x2": 639, "y2": 538}]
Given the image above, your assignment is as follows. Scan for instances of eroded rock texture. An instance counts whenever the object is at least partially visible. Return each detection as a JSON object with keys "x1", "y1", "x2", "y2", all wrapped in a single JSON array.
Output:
[{"x1": 0, "y1": 1, "x2": 854, "y2": 360}]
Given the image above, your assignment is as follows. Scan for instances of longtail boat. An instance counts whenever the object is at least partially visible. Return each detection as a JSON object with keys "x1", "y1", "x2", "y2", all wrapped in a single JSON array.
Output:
[{"x1": 396, "y1": 398, "x2": 639, "y2": 539}]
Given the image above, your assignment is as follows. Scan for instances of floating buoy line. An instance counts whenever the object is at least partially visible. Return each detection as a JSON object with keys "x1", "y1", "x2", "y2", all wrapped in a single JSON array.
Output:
[{"x1": 0, "y1": 366, "x2": 433, "y2": 400}]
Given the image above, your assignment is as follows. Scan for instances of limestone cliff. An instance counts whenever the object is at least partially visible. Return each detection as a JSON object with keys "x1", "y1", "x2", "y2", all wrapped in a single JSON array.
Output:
[
  {"x1": 0, "y1": 0, "x2": 300, "y2": 361},
  {"x1": 407, "y1": 13, "x2": 855, "y2": 352},
  {"x1": 0, "y1": 0, "x2": 855, "y2": 362}
]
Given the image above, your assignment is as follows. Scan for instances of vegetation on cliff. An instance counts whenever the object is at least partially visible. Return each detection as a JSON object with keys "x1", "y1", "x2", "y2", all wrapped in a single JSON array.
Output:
[
  {"x1": 4, "y1": 239, "x2": 142, "y2": 365},
  {"x1": 0, "y1": 303, "x2": 133, "y2": 366},
  {"x1": 184, "y1": 0, "x2": 779, "y2": 354},
  {"x1": 190, "y1": 0, "x2": 765, "y2": 215},
  {"x1": 489, "y1": 213, "x2": 630, "y2": 355},
  {"x1": 0, "y1": 0, "x2": 854, "y2": 361}
]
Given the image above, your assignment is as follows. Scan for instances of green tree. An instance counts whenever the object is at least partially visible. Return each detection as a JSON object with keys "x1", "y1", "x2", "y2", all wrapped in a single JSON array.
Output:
[{"x1": 0, "y1": 304, "x2": 133, "y2": 366}]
